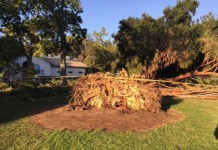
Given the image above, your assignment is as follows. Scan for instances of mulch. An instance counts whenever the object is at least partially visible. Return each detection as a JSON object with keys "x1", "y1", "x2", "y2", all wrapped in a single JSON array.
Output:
[{"x1": 31, "y1": 105, "x2": 183, "y2": 132}]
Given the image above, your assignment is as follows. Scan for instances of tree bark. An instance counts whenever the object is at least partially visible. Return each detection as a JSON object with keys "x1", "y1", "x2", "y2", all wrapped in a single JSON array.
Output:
[
  {"x1": 25, "y1": 55, "x2": 34, "y2": 77},
  {"x1": 167, "y1": 71, "x2": 218, "y2": 82},
  {"x1": 60, "y1": 51, "x2": 67, "y2": 85},
  {"x1": 60, "y1": 52, "x2": 66, "y2": 76}
]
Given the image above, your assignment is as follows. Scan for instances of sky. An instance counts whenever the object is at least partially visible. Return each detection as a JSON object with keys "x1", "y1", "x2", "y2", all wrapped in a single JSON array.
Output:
[{"x1": 80, "y1": 0, "x2": 218, "y2": 38}]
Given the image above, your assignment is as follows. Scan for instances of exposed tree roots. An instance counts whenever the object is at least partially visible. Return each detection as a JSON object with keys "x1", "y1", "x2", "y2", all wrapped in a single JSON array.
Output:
[{"x1": 69, "y1": 70, "x2": 162, "y2": 112}]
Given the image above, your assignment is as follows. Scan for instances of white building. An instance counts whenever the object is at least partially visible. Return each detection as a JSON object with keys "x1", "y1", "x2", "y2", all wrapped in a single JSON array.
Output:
[{"x1": 15, "y1": 56, "x2": 87, "y2": 76}]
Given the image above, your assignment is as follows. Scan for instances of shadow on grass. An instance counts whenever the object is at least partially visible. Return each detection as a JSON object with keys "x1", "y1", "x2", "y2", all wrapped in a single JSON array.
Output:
[
  {"x1": 0, "y1": 88, "x2": 182, "y2": 125},
  {"x1": 0, "y1": 86, "x2": 71, "y2": 124},
  {"x1": 215, "y1": 125, "x2": 218, "y2": 140},
  {"x1": 161, "y1": 96, "x2": 183, "y2": 111}
]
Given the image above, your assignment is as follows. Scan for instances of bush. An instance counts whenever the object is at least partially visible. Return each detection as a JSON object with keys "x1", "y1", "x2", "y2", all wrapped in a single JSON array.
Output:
[
  {"x1": 195, "y1": 76, "x2": 218, "y2": 85},
  {"x1": 0, "y1": 82, "x2": 11, "y2": 91},
  {"x1": 0, "y1": 79, "x2": 72, "y2": 99}
]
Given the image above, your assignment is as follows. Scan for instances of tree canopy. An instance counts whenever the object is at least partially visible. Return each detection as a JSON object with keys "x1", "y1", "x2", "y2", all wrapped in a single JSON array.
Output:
[
  {"x1": 113, "y1": 0, "x2": 214, "y2": 79},
  {"x1": 36, "y1": 0, "x2": 87, "y2": 79},
  {"x1": 0, "y1": 36, "x2": 23, "y2": 67},
  {"x1": 0, "y1": 0, "x2": 86, "y2": 80},
  {"x1": 0, "y1": 0, "x2": 40, "y2": 73},
  {"x1": 82, "y1": 28, "x2": 118, "y2": 72}
]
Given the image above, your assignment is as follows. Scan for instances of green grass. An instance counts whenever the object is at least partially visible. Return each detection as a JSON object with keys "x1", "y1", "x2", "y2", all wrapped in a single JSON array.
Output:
[{"x1": 0, "y1": 93, "x2": 218, "y2": 149}]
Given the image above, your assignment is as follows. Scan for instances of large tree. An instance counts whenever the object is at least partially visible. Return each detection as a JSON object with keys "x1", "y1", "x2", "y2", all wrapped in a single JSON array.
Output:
[
  {"x1": 36, "y1": 0, "x2": 86, "y2": 82},
  {"x1": 148, "y1": 0, "x2": 201, "y2": 78},
  {"x1": 168, "y1": 12, "x2": 218, "y2": 81},
  {"x1": 0, "y1": 0, "x2": 40, "y2": 74},
  {"x1": 114, "y1": 0, "x2": 202, "y2": 78},
  {"x1": 114, "y1": 14, "x2": 166, "y2": 74}
]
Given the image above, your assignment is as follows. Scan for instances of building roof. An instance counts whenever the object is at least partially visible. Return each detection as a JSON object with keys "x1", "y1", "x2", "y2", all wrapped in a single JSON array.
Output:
[{"x1": 43, "y1": 57, "x2": 87, "y2": 68}]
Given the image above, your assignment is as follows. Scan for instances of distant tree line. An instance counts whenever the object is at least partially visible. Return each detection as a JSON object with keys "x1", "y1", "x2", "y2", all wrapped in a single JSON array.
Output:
[{"x1": 0, "y1": 0, "x2": 218, "y2": 81}]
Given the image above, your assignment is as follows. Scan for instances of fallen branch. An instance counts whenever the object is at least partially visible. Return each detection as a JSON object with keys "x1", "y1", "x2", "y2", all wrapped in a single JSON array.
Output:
[{"x1": 168, "y1": 71, "x2": 218, "y2": 82}]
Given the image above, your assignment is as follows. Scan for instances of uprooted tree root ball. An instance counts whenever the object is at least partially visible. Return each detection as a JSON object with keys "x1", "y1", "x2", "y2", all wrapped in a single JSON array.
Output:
[
  {"x1": 32, "y1": 70, "x2": 184, "y2": 132},
  {"x1": 69, "y1": 70, "x2": 162, "y2": 112}
]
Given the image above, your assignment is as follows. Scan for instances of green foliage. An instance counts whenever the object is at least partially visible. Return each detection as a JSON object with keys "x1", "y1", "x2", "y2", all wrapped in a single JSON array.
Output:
[
  {"x1": 0, "y1": 36, "x2": 23, "y2": 67},
  {"x1": 92, "y1": 27, "x2": 108, "y2": 45},
  {"x1": 0, "y1": 82, "x2": 10, "y2": 91},
  {"x1": 163, "y1": 0, "x2": 199, "y2": 26},
  {"x1": 36, "y1": 0, "x2": 87, "y2": 76},
  {"x1": 195, "y1": 76, "x2": 218, "y2": 85},
  {"x1": 0, "y1": 79, "x2": 73, "y2": 98},
  {"x1": 200, "y1": 12, "x2": 218, "y2": 55},
  {"x1": 0, "y1": 0, "x2": 86, "y2": 77},
  {"x1": 125, "y1": 57, "x2": 145, "y2": 74},
  {"x1": 114, "y1": 0, "x2": 202, "y2": 77},
  {"x1": 84, "y1": 43, "x2": 117, "y2": 72},
  {"x1": 83, "y1": 28, "x2": 118, "y2": 72},
  {"x1": 0, "y1": 0, "x2": 41, "y2": 74},
  {"x1": 114, "y1": 14, "x2": 162, "y2": 65}
]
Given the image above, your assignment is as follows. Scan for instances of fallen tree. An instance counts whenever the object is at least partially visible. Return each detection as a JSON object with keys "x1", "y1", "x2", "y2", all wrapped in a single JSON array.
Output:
[
  {"x1": 168, "y1": 52, "x2": 218, "y2": 82},
  {"x1": 146, "y1": 48, "x2": 217, "y2": 82},
  {"x1": 168, "y1": 71, "x2": 218, "y2": 82},
  {"x1": 160, "y1": 84, "x2": 218, "y2": 100}
]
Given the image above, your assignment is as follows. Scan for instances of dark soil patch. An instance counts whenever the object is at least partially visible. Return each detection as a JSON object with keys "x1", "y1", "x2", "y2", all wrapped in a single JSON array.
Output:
[{"x1": 32, "y1": 106, "x2": 183, "y2": 132}]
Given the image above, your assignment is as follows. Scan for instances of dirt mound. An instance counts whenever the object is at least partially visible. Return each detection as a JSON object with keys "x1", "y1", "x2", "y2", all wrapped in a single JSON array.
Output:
[
  {"x1": 70, "y1": 70, "x2": 161, "y2": 112},
  {"x1": 32, "y1": 106, "x2": 183, "y2": 132}
]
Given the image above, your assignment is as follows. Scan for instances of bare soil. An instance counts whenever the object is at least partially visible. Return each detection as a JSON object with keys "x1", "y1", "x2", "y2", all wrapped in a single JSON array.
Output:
[{"x1": 32, "y1": 106, "x2": 183, "y2": 132}]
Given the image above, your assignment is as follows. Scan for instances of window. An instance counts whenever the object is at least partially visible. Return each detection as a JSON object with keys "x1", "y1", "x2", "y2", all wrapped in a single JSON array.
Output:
[
  {"x1": 78, "y1": 71, "x2": 83, "y2": 74},
  {"x1": 34, "y1": 64, "x2": 40, "y2": 74},
  {"x1": 68, "y1": 71, "x2": 73, "y2": 73},
  {"x1": 40, "y1": 70, "x2": 44, "y2": 76},
  {"x1": 58, "y1": 71, "x2": 60, "y2": 73},
  {"x1": 34, "y1": 64, "x2": 40, "y2": 71}
]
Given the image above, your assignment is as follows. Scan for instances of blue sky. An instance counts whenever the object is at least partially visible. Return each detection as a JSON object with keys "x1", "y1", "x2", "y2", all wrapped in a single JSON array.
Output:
[{"x1": 80, "y1": 0, "x2": 218, "y2": 37}]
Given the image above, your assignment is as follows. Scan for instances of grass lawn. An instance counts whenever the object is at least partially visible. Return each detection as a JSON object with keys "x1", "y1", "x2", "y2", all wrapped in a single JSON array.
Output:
[{"x1": 0, "y1": 93, "x2": 218, "y2": 149}]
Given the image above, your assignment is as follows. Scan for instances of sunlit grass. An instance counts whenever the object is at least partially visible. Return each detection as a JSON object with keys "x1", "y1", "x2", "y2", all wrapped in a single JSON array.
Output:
[{"x1": 0, "y1": 95, "x2": 218, "y2": 149}]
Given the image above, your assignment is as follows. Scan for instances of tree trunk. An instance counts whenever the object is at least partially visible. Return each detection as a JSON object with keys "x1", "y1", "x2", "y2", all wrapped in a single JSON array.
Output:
[
  {"x1": 25, "y1": 55, "x2": 34, "y2": 77},
  {"x1": 60, "y1": 51, "x2": 67, "y2": 85},
  {"x1": 167, "y1": 71, "x2": 218, "y2": 82},
  {"x1": 166, "y1": 52, "x2": 218, "y2": 82}
]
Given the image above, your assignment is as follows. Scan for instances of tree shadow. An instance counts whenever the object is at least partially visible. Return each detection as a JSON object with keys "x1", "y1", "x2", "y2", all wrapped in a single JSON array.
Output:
[
  {"x1": 0, "y1": 87, "x2": 183, "y2": 124},
  {"x1": 215, "y1": 125, "x2": 218, "y2": 140},
  {"x1": 0, "y1": 86, "x2": 71, "y2": 124},
  {"x1": 161, "y1": 96, "x2": 183, "y2": 111}
]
